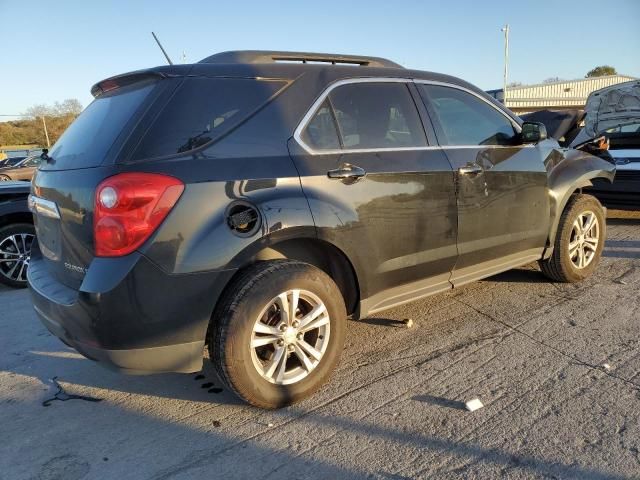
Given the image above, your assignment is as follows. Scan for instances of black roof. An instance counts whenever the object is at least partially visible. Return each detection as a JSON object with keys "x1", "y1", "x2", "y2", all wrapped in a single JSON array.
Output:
[
  {"x1": 92, "y1": 50, "x2": 507, "y2": 116},
  {"x1": 199, "y1": 50, "x2": 403, "y2": 68}
]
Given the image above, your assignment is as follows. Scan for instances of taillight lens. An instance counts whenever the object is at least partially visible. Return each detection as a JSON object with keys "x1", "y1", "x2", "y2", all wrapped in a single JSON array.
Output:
[{"x1": 94, "y1": 173, "x2": 184, "y2": 257}]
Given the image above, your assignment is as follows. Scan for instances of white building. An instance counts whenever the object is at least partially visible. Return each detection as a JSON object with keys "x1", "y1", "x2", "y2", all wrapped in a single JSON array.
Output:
[{"x1": 487, "y1": 75, "x2": 636, "y2": 114}]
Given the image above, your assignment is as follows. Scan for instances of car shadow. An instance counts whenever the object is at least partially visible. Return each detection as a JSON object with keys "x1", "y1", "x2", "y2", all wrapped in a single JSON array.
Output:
[
  {"x1": 603, "y1": 239, "x2": 640, "y2": 259},
  {"x1": 606, "y1": 217, "x2": 640, "y2": 226},
  {"x1": 17, "y1": 347, "x2": 244, "y2": 406},
  {"x1": 480, "y1": 266, "x2": 546, "y2": 284}
]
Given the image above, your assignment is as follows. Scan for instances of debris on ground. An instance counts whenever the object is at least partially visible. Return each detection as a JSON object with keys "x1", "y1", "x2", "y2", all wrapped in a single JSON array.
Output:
[
  {"x1": 465, "y1": 398, "x2": 484, "y2": 412},
  {"x1": 42, "y1": 377, "x2": 103, "y2": 407},
  {"x1": 403, "y1": 318, "x2": 414, "y2": 328},
  {"x1": 603, "y1": 363, "x2": 612, "y2": 370}
]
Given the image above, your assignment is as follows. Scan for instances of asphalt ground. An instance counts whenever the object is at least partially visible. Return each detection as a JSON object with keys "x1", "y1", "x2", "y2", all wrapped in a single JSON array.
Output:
[{"x1": 1, "y1": 210, "x2": 639, "y2": 480}]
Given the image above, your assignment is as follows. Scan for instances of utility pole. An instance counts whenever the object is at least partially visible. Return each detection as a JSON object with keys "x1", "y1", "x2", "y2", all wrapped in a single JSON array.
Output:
[
  {"x1": 501, "y1": 24, "x2": 510, "y2": 106},
  {"x1": 41, "y1": 116, "x2": 51, "y2": 148}
]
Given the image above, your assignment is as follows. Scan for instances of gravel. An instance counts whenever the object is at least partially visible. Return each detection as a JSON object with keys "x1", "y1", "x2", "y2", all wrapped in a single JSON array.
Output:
[{"x1": 1, "y1": 211, "x2": 639, "y2": 480}]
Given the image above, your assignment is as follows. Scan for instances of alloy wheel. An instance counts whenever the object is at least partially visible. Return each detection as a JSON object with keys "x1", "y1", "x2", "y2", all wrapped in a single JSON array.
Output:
[
  {"x1": 250, "y1": 289, "x2": 330, "y2": 385},
  {"x1": 0, "y1": 233, "x2": 35, "y2": 283},
  {"x1": 568, "y1": 211, "x2": 599, "y2": 269}
]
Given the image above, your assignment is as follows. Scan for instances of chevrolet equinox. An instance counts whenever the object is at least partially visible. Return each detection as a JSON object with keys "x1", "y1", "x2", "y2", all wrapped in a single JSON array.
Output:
[{"x1": 28, "y1": 51, "x2": 615, "y2": 408}]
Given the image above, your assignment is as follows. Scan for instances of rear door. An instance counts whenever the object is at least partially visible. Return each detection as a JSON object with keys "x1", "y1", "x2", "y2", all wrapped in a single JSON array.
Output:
[
  {"x1": 417, "y1": 83, "x2": 551, "y2": 286},
  {"x1": 289, "y1": 80, "x2": 458, "y2": 313}
]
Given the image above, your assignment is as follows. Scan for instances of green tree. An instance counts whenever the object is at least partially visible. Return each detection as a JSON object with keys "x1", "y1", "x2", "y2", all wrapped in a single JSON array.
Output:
[
  {"x1": 0, "y1": 99, "x2": 83, "y2": 147},
  {"x1": 586, "y1": 66, "x2": 617, "y2": 78}
]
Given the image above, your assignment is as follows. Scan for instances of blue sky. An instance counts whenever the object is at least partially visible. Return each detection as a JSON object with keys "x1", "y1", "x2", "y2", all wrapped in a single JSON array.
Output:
[{"x1": 1, "y1": 0, "x2": 638, "y2": 117}]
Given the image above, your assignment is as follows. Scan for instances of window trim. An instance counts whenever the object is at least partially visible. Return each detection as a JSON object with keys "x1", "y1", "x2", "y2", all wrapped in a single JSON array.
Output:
[{"x1": 294, "y1": 77, "x2": 525, "y2": 155}]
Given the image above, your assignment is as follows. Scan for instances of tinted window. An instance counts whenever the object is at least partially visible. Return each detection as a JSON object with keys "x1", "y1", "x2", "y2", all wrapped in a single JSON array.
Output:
[
  {"x1": 301, "y1": 100, "x2": 340, "y2": 150},
  {"x1": 21, "y1": 155, "x2": 42, "y2": 167},
  {"x1": 421, "y1": 85, "x2": 517, "y2": 146},
  {"x1": 48, "y1": 81, "x2": 155, "y2": 168},
  {"x1": 133, "y1": 78, "x2": 286, "y2": 160},
  {"x1": 328, "y1": 83, "x2": 427, "y2": 149}
]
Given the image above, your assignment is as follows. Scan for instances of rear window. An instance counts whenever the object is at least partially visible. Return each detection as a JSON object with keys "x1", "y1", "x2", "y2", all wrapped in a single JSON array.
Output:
[
  {"x1": 47, "y1": 81, "x2": 155, "y2": 169},
  {"x1": 131, "y1": 78, "x2": 287, "y2": 160}
]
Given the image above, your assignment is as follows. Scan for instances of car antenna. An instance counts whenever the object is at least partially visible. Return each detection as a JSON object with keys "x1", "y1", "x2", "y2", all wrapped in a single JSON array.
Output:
[{"x1": 151, "y1": 31, "x2": 173, "y2": 65}]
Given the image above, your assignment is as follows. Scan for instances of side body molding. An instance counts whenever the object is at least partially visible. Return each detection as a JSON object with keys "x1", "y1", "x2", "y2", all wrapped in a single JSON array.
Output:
[{"x1": 543, "y1": 148, "x2": 615, "y2": 258}]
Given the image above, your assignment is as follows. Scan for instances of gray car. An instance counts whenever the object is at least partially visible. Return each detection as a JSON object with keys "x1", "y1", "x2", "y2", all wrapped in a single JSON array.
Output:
[{"x1": 0, "y1": 154, "x2": 44, "y2": 182}]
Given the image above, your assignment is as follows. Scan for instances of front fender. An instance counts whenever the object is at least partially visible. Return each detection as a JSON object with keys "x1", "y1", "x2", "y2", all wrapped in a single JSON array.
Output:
[{"x1": 544, "y1": 148, "x2": 615, "y2": 257}]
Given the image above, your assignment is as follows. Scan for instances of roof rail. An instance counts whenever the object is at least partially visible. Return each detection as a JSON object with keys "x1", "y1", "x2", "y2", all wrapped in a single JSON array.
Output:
[{"x1": 198, "y1": 50, "x2": 403, "y2": 68}]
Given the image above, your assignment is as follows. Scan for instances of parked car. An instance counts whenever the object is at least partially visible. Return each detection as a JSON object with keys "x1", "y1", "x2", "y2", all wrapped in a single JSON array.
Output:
[
  {"x1": 0, "y1": 181, "x2": 34, "y2": 287},
  {"x1": 0, "y1": 154, "x2": 44, "y2": 181},
  {"x1": 0, "y1": 156, "x2": 27, "y2": 169},
  {"x1": 572, "y1": 80, "x2": 640, "y2": 210},
  {"x1": 28, "y1": 50, "x2": 614, "y2": 408}
]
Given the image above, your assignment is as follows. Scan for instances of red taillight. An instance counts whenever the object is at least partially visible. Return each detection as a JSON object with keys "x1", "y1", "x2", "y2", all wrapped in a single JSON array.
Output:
[{"x1": 94, "y1": 173, "x2": 184, "y2": 257}]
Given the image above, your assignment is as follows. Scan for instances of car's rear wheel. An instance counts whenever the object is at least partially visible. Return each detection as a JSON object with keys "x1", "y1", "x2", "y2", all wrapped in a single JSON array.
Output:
[
  {"x1": 0, "y1": 223, "x2": 35, "y2": 288},
  {"x1": 540, "y1": 194, "x2": 605, "y2": 283},
  {"x1": 208, "y1": 260, "x2": 346, "y2": 408}
]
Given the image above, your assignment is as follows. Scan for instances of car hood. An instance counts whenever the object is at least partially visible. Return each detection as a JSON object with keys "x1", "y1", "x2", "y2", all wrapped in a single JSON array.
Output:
[
  {"x1": 0, "y1": 180, "x2": 31, "y2": 194},
  {"x1": 584, "y1": 80, "x2": 640, "y2": 138}
]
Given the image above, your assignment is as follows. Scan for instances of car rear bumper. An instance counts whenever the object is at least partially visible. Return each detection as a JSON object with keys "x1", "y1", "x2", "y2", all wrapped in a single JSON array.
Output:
[{"x1": 28, "y1": 244, "x2": 236, "y2": 374}]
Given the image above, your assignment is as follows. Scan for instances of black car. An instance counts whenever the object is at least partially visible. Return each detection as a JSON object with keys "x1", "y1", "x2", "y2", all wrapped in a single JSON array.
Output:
[
  {"x1": 0, "y1": 181, "x2": 34, "y2": 287},
  {"x1": 0, "y1": 156, "x2": 27, "y2": 168},
  {"x1": 28, "y1": 51, "x2": 614, "y2": 408}
]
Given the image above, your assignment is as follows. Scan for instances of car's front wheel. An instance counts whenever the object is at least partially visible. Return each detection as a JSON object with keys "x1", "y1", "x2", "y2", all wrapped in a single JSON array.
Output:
[
  {"x1": 208, "y1": 260, "x2": 346, "y2": 408},
  {"x1": 0, "y1": 223, "x2": 35, "y2": 288},
  {"x1": 0, "y1": 175, "x2": 11, "y2": 182},
  {"x1": 540, "y1": 194, "x2": 606, "y2": 282}
]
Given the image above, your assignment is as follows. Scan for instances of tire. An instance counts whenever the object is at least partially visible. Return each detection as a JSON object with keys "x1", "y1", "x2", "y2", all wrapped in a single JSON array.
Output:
[
  {"x1": 539, "y1": 194, "x2": 605, "y2": 283},
  {"x1": 208, "y1": 260, "x2": 347, "y2": 409},
  {"x1": 0, "y1": 223, "x2": 35, "y2": 288}
]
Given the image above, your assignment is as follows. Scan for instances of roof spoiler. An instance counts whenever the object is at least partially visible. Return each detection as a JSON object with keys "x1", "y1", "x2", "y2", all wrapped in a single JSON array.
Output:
[
  {"x1": 90, "y1": 71, "x2": 168, "y2": 98},
  {"x1": 198, "y1": 50, "x2": 403, "y2": 68}
]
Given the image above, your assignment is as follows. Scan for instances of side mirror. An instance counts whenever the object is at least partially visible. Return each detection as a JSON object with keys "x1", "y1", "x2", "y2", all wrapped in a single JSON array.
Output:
[{"x1": 521, "y1": 122, "x2": 547, "y2": 143}]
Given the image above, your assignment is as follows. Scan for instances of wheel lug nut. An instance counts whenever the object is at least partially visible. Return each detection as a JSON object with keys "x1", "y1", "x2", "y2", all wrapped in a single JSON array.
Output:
[
  {"x1": 277, "y1": 339, "x2": 284, "y2": 347},
  {"x1": 287, "y1": 344, "x2": 295, "y2": 352},
  {"x1": 297, "y1": 333, "x2": 303, "y2": 340},
  {"x1": 292, "y1": 320, "x2": 300, "y2": 328},
  {"x1": 278, "y1": 324, "x2": 287, "y2": 332}
]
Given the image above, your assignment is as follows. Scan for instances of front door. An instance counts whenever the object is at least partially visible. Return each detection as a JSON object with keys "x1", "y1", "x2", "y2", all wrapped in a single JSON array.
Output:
[
  {"x1": 417, "y1": 83, "x2": 551, "y2": 286},
  {"x1": 289, "y1": 80, "x2": 458, "y2": 313}
]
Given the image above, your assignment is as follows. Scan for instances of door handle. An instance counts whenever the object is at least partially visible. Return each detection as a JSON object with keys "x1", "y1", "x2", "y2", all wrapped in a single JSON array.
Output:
[
  {"x1": 327, "y1": 163, "x2": 367, "y2": 180},
  {"x1": 458, "y1": 164, "x2": 483, "y2": 175}
]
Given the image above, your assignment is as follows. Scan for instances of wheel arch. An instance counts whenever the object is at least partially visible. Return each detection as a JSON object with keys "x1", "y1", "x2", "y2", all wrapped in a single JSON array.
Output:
[
  {"x1": 544, "y1": 151, "x2": 614, "y2": 259},
  {"x1": 226, "y1": 234, "x2": 360, "y2": 317}
]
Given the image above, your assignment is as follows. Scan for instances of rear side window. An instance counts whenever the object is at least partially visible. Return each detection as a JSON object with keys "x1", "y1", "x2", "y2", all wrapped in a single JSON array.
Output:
[
  {"x1": 420, "y1": 85, "x2": 517, "y2": 146},
  {"x1": 300, "y1": 82, "x2": 427, "y2": 151},
  {"x1": 47, "y1": 81, "x2": 155, "y2": 169},
  {"x1": 132, "y1": 78, "x2": 286, "y2": 160},
  {"x1": 300, "y1": 100, "x2": 340, "y2": 150}
]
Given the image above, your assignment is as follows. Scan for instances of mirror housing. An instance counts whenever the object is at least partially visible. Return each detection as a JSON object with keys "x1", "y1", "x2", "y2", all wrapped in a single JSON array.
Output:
[{"x1": 521, "y1": 122, "x2": 548, "y2": 144}]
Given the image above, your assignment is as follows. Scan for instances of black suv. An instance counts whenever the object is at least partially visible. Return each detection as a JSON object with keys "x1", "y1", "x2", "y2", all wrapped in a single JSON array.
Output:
[{"x1": 28, "y1": 51, "x2": 614, "y2": 408}]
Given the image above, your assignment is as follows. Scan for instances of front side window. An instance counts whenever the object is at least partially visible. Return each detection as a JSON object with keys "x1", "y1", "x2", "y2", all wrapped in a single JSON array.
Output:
[
  {"x1": 420, "y1": 85, "x2": 517, "y2": 146},
  {"x1": 132, "y1": 78, "x2": 287, "y2": 160},
  {"x1": 300, "y1": 82, "x2": 427, "y2": 151}
]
